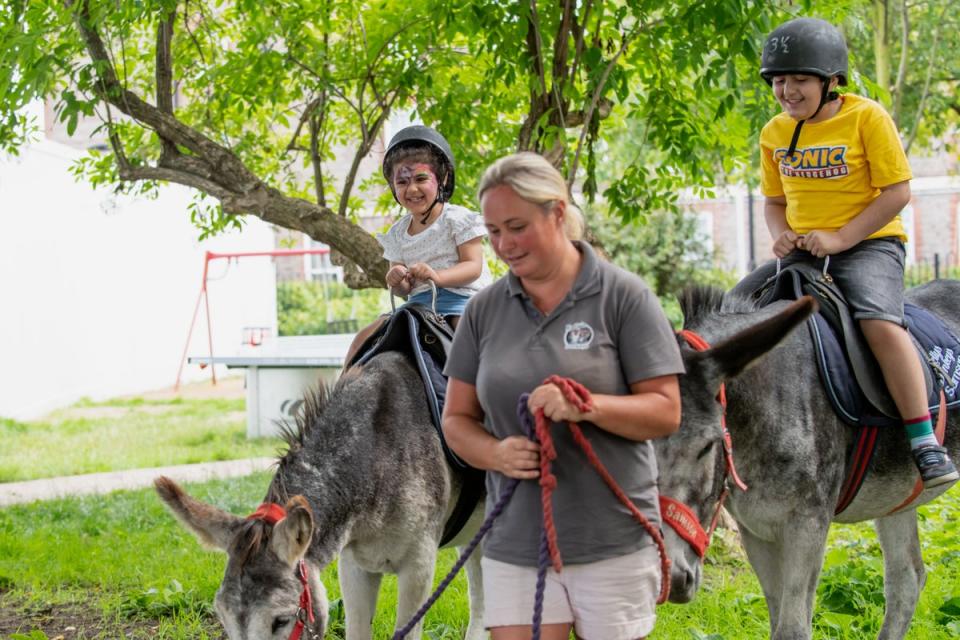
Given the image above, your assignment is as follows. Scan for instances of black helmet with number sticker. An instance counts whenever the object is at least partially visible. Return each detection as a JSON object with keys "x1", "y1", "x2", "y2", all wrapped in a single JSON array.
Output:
[{"x1": 760, "y1": 17, "x2": 848, "y2": 86}]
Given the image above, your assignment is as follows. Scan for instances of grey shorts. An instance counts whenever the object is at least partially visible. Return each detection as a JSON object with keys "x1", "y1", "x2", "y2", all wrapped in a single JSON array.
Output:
[{"x1": 731, "y1": 238, "x2": 907, "y2": 325}]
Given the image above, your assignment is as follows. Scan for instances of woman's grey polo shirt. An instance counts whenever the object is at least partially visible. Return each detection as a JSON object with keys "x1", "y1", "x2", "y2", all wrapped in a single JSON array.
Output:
[{"x1": 444, "y1": 242, "x2": 685, "y2": 566}]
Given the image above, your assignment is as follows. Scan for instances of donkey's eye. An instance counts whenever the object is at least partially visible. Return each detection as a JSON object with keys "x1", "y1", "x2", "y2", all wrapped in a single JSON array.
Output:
[
  {"x1": 272, "y1": 615, "x2": 293, "y2": 633},
  {"x1": 696, "y1": 441, "x2": 717, "y2": 460}
]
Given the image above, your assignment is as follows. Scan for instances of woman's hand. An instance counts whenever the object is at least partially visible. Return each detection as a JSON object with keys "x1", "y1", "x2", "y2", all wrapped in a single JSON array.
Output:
[
  {"x1": 528, "y1": 382, "x2": 589, "y2": 423},
  {"x1": 494, "y1": 436, "x2": 541, "y2": 479}
]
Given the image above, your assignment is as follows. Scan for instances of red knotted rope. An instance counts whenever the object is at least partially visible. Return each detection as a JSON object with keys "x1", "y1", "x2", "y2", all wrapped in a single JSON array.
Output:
[{"x1": 534, "y1": 375, "x2": 672, "y2": 604}]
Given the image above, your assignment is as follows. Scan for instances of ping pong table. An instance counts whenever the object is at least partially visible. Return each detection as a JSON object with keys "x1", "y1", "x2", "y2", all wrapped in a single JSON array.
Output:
[{"x1": 189, "y1": 333, "x2": 354, "y2": 438}]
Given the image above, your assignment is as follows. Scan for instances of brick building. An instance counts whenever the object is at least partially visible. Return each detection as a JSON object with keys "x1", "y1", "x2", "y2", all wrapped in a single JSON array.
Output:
[{"x1": 683, "y1": 148, "x2": 960, "y2": 276}]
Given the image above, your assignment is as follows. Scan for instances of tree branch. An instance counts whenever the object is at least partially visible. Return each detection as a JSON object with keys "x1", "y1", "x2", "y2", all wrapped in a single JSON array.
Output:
[
  {"x1": 904, "y1": 4, "x2": 948, "y2": 154},
  {"x1": 156, "y1": 5, "x2": 178, "y2": 162},
  {"x1": 517, "y1": 1, "x2": 550, "y2": 151},
  {"x1": 62, "y1": 0, "x2": 388, "y2": 287},
  {"x1": 156, "y1": 9, "x2": 175, "y2": 115},
  {"x1": 568, "y1": 25, "x2": 639, "y2": 185},
  {"x1": 67, "y1": 0, "x2": 261, "y2": 194},
  {"x1": 873, "y1": 0, "x2": 891, "y2": 95},
  {"x1": 891, "y1": 1, "x2": 909, "y2": 124},
  {"x1": 337, "y1": 102, "x2": 391, "y2": 218},
  {"x1": 363, "y1": 18, "x2": 421, "y2": 91},
  {"x1": 181, "y1": 1, "x2": 207, "y2": 66},
  {"x1": 285, "y1": 94, "x2": 324, "y2": 151},
  {"x1": 564, "y1": 100, "x2": 612, "y2": 126},
  {"x1": 286, "y1": 53, "x2": 325, "y2": 84},
  {"x1": 309, "y1": 103, "x2": 326, "y2": 207},
  {"x1": 568, "y1": 0, "x2": 593, "y2": 87},
  {"x1": 527, "y1": 0, "x2": 548, "y2": 98},
  {"x1": 550, "y1": 0, "x2": 574, "y2": 123},
  {"x1": 118, "y1": 163, "x2": 235, "y2": 201}
]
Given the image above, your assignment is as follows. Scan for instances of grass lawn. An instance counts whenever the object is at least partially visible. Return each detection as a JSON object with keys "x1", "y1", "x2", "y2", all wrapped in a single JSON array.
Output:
[
  {"x1": 0, "y1": 384, "x2": 283, "y2": 482},
  {"x1": 0, "y1": 471, "x2": 958, "y2": 639},
  {"x1": 1, "y1": 390, "x2": 958, "y2": 639}
]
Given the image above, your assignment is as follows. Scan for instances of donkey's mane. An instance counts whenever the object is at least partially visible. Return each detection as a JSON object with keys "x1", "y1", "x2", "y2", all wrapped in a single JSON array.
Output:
[
  {"x1": 276, "y1": 382, "x2": 335, "y2": 451},
  {"x1": 679, "y1": 285, "x2": 725, "y2": 327},
  {"x1": 268, "y1": 365, "x2": 365, "y2": 505},
  {"x1": 277, "y1": 365, "x2": 366, "y2": 451},
  {"x1": 679, "y1": 284, "x2": 758, "y2": 327}
]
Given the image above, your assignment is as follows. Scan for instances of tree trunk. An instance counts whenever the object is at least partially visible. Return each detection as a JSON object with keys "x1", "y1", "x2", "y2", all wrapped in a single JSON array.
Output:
[{"x1": 873, "y1": 0, "x2": 891, "y2": 102}]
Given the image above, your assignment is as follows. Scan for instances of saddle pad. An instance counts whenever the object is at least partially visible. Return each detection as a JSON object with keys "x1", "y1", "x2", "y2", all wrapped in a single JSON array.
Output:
[{"x1": 813, "y1": 303, "x2": 960, "y2": 426}]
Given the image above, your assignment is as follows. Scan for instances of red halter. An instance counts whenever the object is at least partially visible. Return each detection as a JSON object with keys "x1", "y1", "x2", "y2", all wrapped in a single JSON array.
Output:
[
  {"x1": 661, "y1": 330, "x2": 749, "y2": 559},
  {"x1": 247, "y1": 503, "x2": 316, "y2": 640}
]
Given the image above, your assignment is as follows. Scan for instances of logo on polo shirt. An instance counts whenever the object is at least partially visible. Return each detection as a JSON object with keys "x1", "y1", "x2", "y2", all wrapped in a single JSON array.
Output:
[{"x1": 563, "y1": 321, "x2": 595, "y2": 350}]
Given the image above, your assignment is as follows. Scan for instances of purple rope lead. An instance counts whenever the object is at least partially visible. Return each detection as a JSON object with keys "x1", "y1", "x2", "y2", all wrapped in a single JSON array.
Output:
[
  {"x1": 519, "y1": 395, "x2": 548, "y2": 640},
  {"x1": 391, "y1": 395, "x2": 537, "y2": 639}
]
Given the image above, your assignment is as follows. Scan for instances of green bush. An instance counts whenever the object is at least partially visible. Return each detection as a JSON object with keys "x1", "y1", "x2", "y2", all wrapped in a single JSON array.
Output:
[{"x1": 277, "y1": 281, "x2": 390, "y2": 336}]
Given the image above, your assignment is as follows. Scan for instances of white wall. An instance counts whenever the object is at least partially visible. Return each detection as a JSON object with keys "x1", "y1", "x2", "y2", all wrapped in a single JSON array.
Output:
[{"x1": 0, "y1": 125, "x2": 277, "y2": 419}]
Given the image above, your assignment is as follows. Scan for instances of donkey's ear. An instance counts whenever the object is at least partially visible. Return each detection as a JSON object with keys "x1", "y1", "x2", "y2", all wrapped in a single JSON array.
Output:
[
  {"x1": 154, "y1": 476, "x2": 244, "y2": 551},
  {"x1": 271, "y1": 495, "x2": 314, "y2": 566},
  {"x1": 707, "y1": 296, "x2": 818, "y2": 379}
]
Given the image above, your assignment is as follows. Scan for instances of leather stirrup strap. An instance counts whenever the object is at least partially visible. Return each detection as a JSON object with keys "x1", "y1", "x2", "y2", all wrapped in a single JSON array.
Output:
[{"x1": 835, "y1": 424, "x2": 881, "y2": 515}]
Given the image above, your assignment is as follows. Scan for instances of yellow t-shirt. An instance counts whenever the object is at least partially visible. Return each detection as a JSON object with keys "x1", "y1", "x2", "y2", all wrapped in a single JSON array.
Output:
[{"x1": 760, "y1": 94, "x2": 912, "y2": 241}]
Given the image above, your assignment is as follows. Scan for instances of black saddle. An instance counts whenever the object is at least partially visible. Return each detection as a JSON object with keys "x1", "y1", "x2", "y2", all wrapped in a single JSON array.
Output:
[
  {"x1": 351, "y1": 303, "x2": 484, "y2": 545},
  {"x1": 751, "y1": 264, "x2": 960, "y2": 514},
  {"x1": 752, "y1": 263, "x2": 939, "y2": 423}
]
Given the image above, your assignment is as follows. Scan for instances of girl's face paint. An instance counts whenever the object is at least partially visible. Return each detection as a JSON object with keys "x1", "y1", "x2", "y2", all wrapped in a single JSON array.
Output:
[{"x1": 392, "y1": 163, "x2": 439, "y2": 216}]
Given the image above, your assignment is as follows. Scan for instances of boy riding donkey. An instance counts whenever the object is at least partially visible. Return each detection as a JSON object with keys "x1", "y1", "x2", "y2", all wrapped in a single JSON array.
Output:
[{"x1": 734, "y1": 17, "x2": 957, "y2": 489}]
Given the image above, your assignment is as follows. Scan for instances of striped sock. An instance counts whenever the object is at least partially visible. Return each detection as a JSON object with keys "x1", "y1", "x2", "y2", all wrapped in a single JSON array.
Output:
[{"x1": 905, "y1": 414, "x2": 938, "y2": 449}]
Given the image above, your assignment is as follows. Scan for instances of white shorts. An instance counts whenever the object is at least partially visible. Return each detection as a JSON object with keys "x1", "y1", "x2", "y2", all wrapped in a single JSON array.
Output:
[{"x1": 481, "y1": 546, "x2": 661, "y2": 640}]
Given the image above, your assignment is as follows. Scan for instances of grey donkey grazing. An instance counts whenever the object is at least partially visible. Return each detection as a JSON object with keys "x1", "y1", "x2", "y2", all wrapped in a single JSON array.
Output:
[
  {"x1": 655, "y1": 281, "x2": 959, "y2": 640},
  {"x1": 156, "y1": 351, "x2": 485, "y2": 640}
]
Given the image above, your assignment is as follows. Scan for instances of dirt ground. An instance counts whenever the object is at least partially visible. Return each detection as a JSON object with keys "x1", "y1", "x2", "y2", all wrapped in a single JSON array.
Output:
[{"x1": 0, "y1": 597, "x2": 222, "y2": 639}]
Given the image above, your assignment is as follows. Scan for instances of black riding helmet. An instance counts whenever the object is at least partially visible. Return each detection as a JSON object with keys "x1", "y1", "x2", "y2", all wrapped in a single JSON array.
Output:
[
  {"x1": 760, "y1": 17, "x2": 848, "y2": 86},
  {"x1": 382, "y1": 125, "x2": 456, "y2": 207},
  {"x1": 761, "y1": 17, "x2": 849, "y2": 159}
]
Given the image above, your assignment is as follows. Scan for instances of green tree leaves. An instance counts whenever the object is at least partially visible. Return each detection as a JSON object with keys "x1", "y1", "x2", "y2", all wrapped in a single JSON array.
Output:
[{"x1": 1, "y1": 0, "x2": 952, "y2": 282}]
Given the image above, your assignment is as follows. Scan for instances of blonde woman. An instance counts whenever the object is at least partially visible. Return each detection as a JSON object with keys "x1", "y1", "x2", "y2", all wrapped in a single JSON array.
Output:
[{"x1": 443, "y1": 152, "x2": 683, "y2": 640}]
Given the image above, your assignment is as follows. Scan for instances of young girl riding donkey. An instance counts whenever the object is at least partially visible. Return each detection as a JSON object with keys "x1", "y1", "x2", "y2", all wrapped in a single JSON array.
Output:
[
  {"x1": 345, "y1": 125, "x2": 492, "y2": 364},
  {"x1": 734, "y1": 17, "x2": 957, "y2": 489}
]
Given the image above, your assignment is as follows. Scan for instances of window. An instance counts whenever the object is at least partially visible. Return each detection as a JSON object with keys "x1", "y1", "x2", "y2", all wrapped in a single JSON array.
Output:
[
  {"x1": 695, "y1": 210, "x2": 715, "y2": 254},
  {"x1": 306, "y1": 239, "x2": 343, "y2": 283}
]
